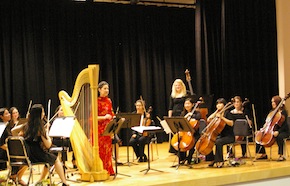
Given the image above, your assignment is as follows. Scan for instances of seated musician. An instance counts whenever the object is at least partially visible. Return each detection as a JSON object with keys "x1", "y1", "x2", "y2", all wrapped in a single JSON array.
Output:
[
  {"x1": 12, "y1": 104, "x2": 69, "y2": 185},
  {"x1": 129, "y1": 99, "x2": 152, "y2": 162},
  {"x1": 0, "y1": 107, "x2": 27, "y2": 186},
  {"x1": 179, "y1": 97, "x2": 201, "y2": 165},
  {"x1": 207, "y1": 98, "x2": 234, "y2": 168},
  {"x1": 230, "y1": 96, "x2": 253, "y2": 158},
  {"x1": 256, "y1": 95, "x2": 289, "y2": 161}
]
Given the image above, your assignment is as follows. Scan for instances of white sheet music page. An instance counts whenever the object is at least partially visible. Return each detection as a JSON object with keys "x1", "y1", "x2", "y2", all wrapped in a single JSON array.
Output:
[
  {"x1": 131, "y1": 126, "x2": 161, "y2": 133},
  {"x1": 160, "y1": 120, "x2": 172, "y2": 134},
  {"x1": 49, "y1": 117, "x2": 75, "y2": 138},
  {"x1": 0, "y1": 122, "x2": 6, "y2": 138}
]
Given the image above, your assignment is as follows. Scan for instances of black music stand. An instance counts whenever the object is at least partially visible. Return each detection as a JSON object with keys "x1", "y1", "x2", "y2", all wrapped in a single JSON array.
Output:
[
  {"x1": 131, "y1": 126, "x2": 164, "y2": 174},
  {"x1": 102, "y1": 117, "x2": 130, "y2": 179},
  {"x1": 117, "y1": 113, "x2": 142, "y2": 166},
  {"x1": 164, "y1": 116, "x2": 194, "y2": 170},
  {"x1": 49, "y1": 117, "x2": 80, "y2": 182}
]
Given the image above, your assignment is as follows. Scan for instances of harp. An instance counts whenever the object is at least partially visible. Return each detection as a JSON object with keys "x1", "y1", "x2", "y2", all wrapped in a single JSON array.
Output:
[{"x1": 58, "y1": 64, "x2": 109, "y2": 181}]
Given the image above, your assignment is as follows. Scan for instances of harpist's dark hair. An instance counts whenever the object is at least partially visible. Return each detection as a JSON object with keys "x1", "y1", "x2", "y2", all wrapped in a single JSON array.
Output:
[{"x1": 98, "y1": 81, "x2": 109, "y2": 89}]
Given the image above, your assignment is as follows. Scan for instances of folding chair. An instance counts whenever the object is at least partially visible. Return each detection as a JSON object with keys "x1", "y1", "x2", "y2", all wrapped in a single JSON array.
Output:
[
  {"x1": 193, "y1": 119, "x2": 207, "y2": 163},
  {"x1": 5, "y1": 136, "x2": 52, "y2": 185},
  {"x1": 227, "y1": 119, "x2": 254, "y2": 165}
]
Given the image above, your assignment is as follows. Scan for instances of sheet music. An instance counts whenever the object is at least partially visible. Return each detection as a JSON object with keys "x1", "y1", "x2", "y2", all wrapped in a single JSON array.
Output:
[
  {"x1": 160, "y1": 120, "x2": 172, "y2": 134},
  {"x1": 0, "y1": 123, "x2": 6, "y2": 138},
  {"x1": 49, "y1": 117, "x2": 75, "y2": 138},
  {"x1": 131, "y1": 126, "x2": 162, "y2": 133}
]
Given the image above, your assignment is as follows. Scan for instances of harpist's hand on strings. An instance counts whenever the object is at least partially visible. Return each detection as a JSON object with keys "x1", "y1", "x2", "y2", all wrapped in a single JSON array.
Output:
[{"x1": 104, "y1": 114, "x2": 113, "y2": 120}]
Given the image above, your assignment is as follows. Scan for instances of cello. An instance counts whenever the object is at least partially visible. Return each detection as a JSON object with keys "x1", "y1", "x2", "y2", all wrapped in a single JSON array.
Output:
[
  {"x1": 255, "y1": 93, "x2": 290, "y2": 147},
  {"x1": 170, "y1": 100, "x2": 201, "y2": 152},
  {"x1": 195, "y1": 101, "x2": 234, "y2": 155}
]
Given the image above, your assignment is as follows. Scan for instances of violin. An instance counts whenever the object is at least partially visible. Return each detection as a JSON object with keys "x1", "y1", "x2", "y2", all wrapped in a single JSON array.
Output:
[
  {"x1": 139, "y1": 96, "x2": 152, "y2": 136},
  {"x1": 255, "y1": 93, "x2": 290, "y2": 147},
  {"x1": 170, "y1": 100, "x2": 201, "y2": 152},
  {"x1": 195, "y1": 101, "x2": 234, "y2": 155}
]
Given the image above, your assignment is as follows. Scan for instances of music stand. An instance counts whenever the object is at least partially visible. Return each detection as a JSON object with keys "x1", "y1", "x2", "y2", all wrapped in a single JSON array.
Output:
[
  {"x1": 132, "y1": 126, "x2": 164, "y2": 174},
  {"x1": 49, "y1": 117, "x2": 79, "y2": 182},
  {"x1": 164, "y1": 116, "x2": 194, "y2": 170},
  {"x1": 102, "y1": 117, "x2": 130, "y2": 178},
  {"x1": 117, "y1": 113, "x2": 142, "y2": 166}
]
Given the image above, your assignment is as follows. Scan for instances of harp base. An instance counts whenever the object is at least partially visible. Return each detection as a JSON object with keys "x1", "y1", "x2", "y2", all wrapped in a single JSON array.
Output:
[{"x1": 80, "y1": 171, "x2": 110, "y2": 182}]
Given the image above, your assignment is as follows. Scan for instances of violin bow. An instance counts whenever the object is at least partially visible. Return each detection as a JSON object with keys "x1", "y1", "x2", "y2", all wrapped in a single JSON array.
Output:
[{"x1": 26, "y1": 100, "x2": 32, "y2": 118}]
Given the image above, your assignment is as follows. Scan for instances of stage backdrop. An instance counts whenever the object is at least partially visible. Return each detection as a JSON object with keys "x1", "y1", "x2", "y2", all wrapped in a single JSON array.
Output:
[{"x1": 0, "y1": 0, "x2": 278, "y2": 142}]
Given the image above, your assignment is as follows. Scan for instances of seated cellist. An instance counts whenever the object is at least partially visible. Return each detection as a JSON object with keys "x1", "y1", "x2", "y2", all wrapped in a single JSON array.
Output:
[
  {"x1": 179, "y1": 97, "x2": 201, "y2": 165},
  {"x1": 256, "y1": 95, "x2": 289, "y2": 161},
  {"x1": 207, "y1": 98, "x2": 234, "y2": 168}
]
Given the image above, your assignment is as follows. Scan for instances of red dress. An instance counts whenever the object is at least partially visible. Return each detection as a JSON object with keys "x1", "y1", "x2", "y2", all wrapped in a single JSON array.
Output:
[{"x1": 98, "y1": 96, "x2": 114, "y2": 175}]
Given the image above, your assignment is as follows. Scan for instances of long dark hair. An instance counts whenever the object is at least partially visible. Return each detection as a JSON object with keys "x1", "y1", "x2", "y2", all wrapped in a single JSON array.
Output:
[
  {"x1": 0, "y1": 107, "x2": 8, "y2": 122},
  {"x1": 24, "y1": 104, "x2": 46, "y2": 141}
]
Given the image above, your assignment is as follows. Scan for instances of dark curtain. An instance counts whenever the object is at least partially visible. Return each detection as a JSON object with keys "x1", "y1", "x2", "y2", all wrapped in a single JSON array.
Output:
[
  {"x1": 0, "y1": 1, "x2": 196, "y2": 142},
  {"x1": 0, "y1": 0, "x2": 279, "y2": 142},
  {"x1": 196, "y1": 0, "x2": 278, "y2": 126}
]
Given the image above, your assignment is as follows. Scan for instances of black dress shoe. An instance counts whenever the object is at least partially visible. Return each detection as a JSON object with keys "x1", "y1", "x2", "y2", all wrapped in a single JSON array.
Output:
[
  {"x1": 277, "y1": 156, "x2": 286, "y2": 161},
  {"x1": 257, "y1": 155, "x2": 268, "y2": 160},
  {"x1": 179, "y1": 159, "x2": 186, "y2": 165},
  {"x1": 143, "y1": 155, "x2": 148, "y2": 162},
  {"x1": 217, "y1": 162, "x2": 224, "y2": 168},
  {"x1": 117, "y1": 162, "x2": 124, "y2": 165},
  {"x1": 138, "y1": 157, "x2": 144, "y2": 162},
  {"x1": 208, "y1": 161, "x2": 215, "y2": 167}
]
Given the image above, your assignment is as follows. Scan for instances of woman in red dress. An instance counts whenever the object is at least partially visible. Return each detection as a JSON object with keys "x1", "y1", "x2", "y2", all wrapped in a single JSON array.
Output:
[{"x1": 97, "y1": 81, "x2": 115, "y2": 175}]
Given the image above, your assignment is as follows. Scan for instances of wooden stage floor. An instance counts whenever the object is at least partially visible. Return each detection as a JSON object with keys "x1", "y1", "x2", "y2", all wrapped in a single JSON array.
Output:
[{"x1": 2, "y1": 141, "x2": 290, "y2": 185}]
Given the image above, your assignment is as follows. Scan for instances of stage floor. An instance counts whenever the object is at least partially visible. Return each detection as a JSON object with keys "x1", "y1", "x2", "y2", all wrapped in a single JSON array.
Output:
[{"x1": 1, "y1": 141, "x2": 290, "y2": 185}]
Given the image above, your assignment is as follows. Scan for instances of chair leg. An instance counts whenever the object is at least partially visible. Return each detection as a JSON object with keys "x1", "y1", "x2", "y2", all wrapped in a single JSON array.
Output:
[
  {"x1": 5, "y1": 168, "x2": 12, "y2": 186},
  {"x1": 246, "y1": 139, "x2": 254, "y2": 165},
  {"x1": 155, "y1": 141, "x2": 159, "y2": 159},
  {"x1": 150, "y1": 142, "x2": 153, "y2": 161},
  {"x1": 132, "y1": 148, "x2": 135, "y2": 162},
  {"x1": 284, "y1": 139, "x2": 288, "y2": 158},
  {"x1": 270, "y1": 146, "x2": 272, "y2": 160}
]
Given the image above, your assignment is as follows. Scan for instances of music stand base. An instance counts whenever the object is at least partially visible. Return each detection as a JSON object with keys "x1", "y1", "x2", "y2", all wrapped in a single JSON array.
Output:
[{"x1": 140, "y1": 168, "x2": 163, "y2": 175}]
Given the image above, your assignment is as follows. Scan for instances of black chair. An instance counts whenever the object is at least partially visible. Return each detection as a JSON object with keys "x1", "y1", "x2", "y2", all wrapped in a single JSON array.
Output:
[
  {"x1": 5, "y1": 136, "x2": 52, "y2": 185},
  {"x1": 193, "y1": 119, "x2": 207, "y2": 163},
  {"x1": 227, "y1": 119, "x2": 254, "y2": 165}
]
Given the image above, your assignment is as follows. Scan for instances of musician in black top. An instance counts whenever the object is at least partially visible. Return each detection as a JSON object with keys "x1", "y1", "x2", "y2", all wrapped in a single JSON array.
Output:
[
  {"x1": 230, "y1": 96, "x2": 253, "y2": 158},
  {"x1": 207, "y1": 98, "x2": 235, "y2": 168},
  {"x1": 256, "y1": 95, "x2": 289, "y2": 161},
  {"x1": 168, "y1": 79, "x2": 188, "y2": 153},
  {"x1": 129, "y1": 100, "x2": 152, "y2": 162},
  {"x1": 179, "y1": 98, "x2": 201, "y2": 165}
]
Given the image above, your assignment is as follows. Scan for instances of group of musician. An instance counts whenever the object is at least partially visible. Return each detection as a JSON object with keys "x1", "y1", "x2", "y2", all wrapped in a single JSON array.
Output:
[
  {"x1": 0, "y1": 105, "x2": 70, "y2": 186},
  {"x1": 0, "y1": 77, "x2": 289, "y2": 184},
  {"x1": 168, "y1": 78, "x2": 289, "y2": 168}
]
